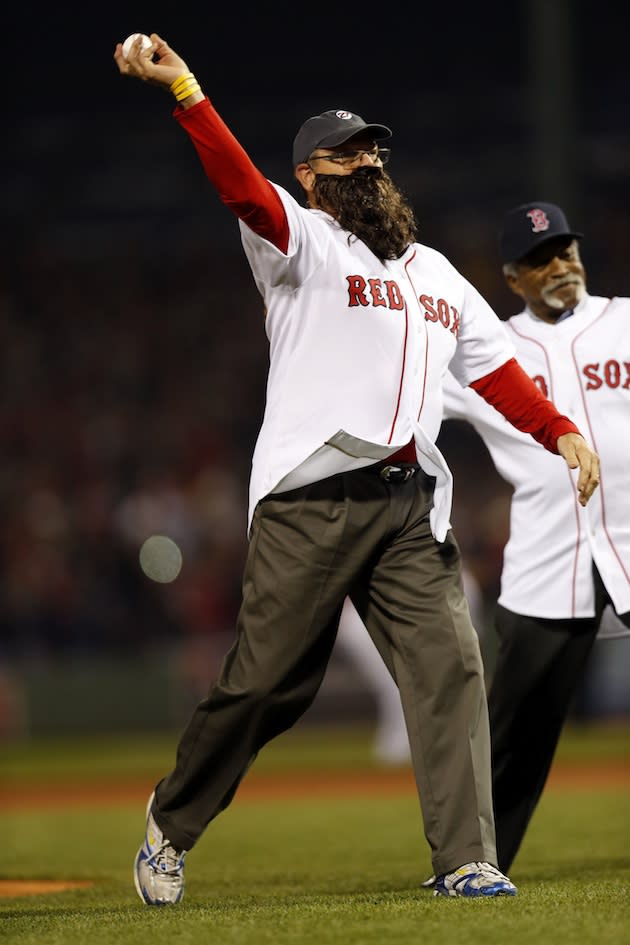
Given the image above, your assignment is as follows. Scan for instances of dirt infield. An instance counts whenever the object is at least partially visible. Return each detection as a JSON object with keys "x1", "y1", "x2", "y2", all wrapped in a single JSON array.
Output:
[
  {"x1": 0, "y1": 880, "x2": 93, "y2": 897},
  {"x1": 2, "y1": 760, "x2": 629, "y2": 811}
]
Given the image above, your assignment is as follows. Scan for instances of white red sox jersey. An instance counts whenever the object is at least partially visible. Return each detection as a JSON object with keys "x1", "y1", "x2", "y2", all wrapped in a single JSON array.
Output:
[
  {"x1": 239, "y1": 183, "x2": 514, "y2": 540},
  {"x1": 442, "y1": 293, "x2": 630, "y2": 621},
  {"x1": 174, "y1": 99, "x2": 578, "y2": 544}
]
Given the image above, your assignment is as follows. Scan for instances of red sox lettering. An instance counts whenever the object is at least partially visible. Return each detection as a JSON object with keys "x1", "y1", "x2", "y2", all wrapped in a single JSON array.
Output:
[
  {"x1": 419, "y1": 293, "x2": 460, "y2": 337},
  {"x1": 583, "y1": 361, "x2": 630, "y2": 390},
  {"x1": 346, "y1": 275, "x2": 405, "y2": 309},
  {"x1": 345, "y1": 277, "x2": 461, "y2": 338},
  {"x1": 532, "y1": 362, "x2": 630, "y2": 397}
]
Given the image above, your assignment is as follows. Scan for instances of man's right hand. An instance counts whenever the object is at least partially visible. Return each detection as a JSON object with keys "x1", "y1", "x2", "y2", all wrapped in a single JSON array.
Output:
[{"x1": 114, "y1": 33, "x2": 203, "y2": 107}]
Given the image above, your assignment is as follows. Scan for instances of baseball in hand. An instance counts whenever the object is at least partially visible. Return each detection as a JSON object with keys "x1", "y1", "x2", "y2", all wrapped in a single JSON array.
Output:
[{"x1": 122, "y1": 33, "x2": 153, "y2": 60}]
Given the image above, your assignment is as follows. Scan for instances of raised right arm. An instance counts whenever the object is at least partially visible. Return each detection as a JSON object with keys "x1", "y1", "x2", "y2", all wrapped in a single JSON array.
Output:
[{"x1": 114, "y1": 32, "x2": 289, "y2": 252}]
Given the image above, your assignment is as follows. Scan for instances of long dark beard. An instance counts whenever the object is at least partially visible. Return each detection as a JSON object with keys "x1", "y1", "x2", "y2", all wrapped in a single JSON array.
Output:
[{"x1": 313, "y1": 166, "x2": 418, "y2": 260}]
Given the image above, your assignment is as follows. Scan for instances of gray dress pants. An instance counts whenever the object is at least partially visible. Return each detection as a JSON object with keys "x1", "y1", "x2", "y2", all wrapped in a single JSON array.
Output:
[{"x1": 153, "y1": 461, "x2": 497, "y2": 877}]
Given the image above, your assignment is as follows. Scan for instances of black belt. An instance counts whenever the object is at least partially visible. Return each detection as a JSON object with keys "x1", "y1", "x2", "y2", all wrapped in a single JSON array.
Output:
[{"x1": 377, "y1": 462, "x2": 419, "y2": 483}]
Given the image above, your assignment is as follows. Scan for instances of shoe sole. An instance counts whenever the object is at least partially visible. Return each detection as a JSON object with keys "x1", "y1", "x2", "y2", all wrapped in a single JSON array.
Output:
[{"x1": 434, "y1": 886, "x2": 517, "y2": 898}]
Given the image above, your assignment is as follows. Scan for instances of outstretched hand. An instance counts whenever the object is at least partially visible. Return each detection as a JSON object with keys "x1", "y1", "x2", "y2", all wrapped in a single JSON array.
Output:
[
  {"x1": 113, "y1": 33, "x2": 190, "y2": 90},
  {"x1": 556, "y1": 433, "x2": 600, "y2": 506}
]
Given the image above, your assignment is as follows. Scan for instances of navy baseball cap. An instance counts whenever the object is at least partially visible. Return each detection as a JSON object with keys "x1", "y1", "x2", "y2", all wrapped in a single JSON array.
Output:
[
  {"x1": 292, "y1": 109, "x2": 392, "y2": 167},
  {"x1": 499, "y1": 201, "x2": 583, "y2": 263}
]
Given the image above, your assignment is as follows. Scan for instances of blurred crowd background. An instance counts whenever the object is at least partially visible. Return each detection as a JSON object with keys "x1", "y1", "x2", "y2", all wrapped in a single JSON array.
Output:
[{"x1": 1, "y1": 1, "x2": 629, "y2": 737}]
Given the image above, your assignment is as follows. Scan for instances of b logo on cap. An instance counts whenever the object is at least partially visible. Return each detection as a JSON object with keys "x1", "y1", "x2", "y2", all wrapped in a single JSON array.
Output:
[
  {"x1": 335, "y1": 111, "x2": 353, "y2": 120},
  {"x1": 527, "y1": 208, "x2": 550, "y2": 233}
]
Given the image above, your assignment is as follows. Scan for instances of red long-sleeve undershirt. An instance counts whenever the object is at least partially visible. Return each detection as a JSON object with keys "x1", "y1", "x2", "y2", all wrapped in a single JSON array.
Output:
[
  {"x1": 470, "y1": 357, "x2": 580, "y2": 453},
  {"x1": 173, "y1": 99, "x2": 581, "y2": 458},
  {"x1": 175, "y1": 97, "x2": 290, "y2": 252}
]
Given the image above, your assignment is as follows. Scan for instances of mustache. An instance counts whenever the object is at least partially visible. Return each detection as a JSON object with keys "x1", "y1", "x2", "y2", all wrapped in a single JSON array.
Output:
[
  {"x1": 542, "y1": 276, "x2": 585, "y2": 293},
  {"x1": 348, "y1": 165, "x2": 384, "y2": 179},
  {"x1": 313, "y1": 165, "x2": 384, "y2": 181},
  {"x1": 541, "y1": 276, "x2": 585, "y2": 309},
  {"x1": 312, "y1": 164, "x2": 385, "y2": 200}
]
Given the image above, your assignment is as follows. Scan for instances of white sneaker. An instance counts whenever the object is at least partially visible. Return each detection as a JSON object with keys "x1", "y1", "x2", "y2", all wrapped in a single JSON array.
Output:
[
  {"x1": 434, "y1": 861, "x2": 517, "y2": 898},
  {"x1": 133, "y1": 793, "x2": 186, "y2": 905}
]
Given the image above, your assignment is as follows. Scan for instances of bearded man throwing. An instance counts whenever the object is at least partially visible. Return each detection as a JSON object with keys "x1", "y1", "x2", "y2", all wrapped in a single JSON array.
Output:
[{"x1": 114, "y1": 33, "x2": 599, "y2": 904}]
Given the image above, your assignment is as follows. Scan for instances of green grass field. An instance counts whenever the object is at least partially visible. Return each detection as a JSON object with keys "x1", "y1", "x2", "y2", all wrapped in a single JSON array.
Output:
[{"x1": 3, "y1": 722, "x2": 630, "y2": 945}]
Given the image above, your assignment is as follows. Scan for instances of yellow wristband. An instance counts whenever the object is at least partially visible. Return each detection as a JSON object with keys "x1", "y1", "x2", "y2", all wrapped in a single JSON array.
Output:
[
  {"x1": 175, "y1": 82, "x2": 201, "y2": 102},
  {"x1": 173, "y1": 78, "x2": 196, "y2": 94},
  {"x1": 170, "y1": 72, "x2": 195, "y2": 93}
]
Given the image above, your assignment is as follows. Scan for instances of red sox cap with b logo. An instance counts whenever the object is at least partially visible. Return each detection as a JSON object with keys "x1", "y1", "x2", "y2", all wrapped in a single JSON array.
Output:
[{"x1": 499, "y1": 201, "x2": 583, "y2": 263}]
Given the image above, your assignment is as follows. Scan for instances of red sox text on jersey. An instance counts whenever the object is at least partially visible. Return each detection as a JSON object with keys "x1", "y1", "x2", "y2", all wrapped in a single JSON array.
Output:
[
  {"x1": 532, "y1": 360, "x2": 630, "y2": 397},
  {"x1": 345, "y1": 275, "x2": 461, "y2": 338}
]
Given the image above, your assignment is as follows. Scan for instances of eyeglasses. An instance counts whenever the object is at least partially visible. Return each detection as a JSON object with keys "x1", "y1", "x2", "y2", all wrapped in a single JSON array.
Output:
[{"x1": 308, "y1": 146, "x2": 391, "y2": 168}]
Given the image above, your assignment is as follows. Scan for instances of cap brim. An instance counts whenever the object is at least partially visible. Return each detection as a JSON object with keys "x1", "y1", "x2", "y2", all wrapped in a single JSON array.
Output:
[
  {"x1": 317, "y1": 122, "x2": 392, "y2": 150},
  {"x1": 514, "y1": 230, "x2": 583, "y2": 262}
]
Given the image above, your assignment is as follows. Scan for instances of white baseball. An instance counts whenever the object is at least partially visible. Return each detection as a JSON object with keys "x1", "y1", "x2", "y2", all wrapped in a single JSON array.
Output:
[
  {"x1": 139, "y1": 535, "x2": 183, "y2": 584},
  {"x1": 122, "y1": 33, "x2": 153, "y2": 60}
]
